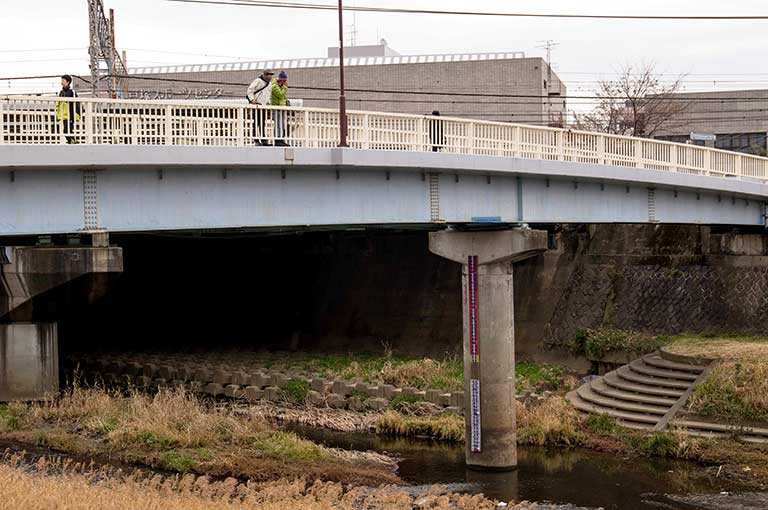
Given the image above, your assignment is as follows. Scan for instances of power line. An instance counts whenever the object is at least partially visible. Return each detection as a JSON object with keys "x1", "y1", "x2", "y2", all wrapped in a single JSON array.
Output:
[
  {"x1": 0, "y1": 48, "x2": 86, "y2": 54},
  {"x1": 125, "y1": 48, "x2": 264, "y2": 60},
  {"x1": 164, "y1": 0, "x2": 768, "y2": 20},
  {"x1": 105, "y1": 73, "x2": 768, "y2": 102}
]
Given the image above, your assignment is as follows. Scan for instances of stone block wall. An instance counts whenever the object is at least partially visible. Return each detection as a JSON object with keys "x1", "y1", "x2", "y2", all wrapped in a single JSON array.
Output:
[{"x1": 532, "y1": 225, "x2": 768, "y2": 353}]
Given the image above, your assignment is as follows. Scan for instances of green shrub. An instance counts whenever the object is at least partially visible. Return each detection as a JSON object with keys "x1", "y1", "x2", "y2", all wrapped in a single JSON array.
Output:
[
  {"x1": 638, "y1": 432, "x2": 680, "y2": 457},
  {"x1": 389, "y1": 394, "x2": 422, "y2": 410},
  {"x1": 281, "y1": 380, "x2": 310, "y2": 404},
  {"x1": 252, "y1": 431, "x2": 323, "y2": 460},
  {"x1": 0, "y1": 404, "x2": 22, "y2": 431},
  {"x1": 516, "y1": 362, "x2": 569, "y2": 391},
  {"x1": 162, "y1": 452, "x2": 197, "y2": 473},
  {"x1": 585, "y1": 414, "x2": 619, "y2": 435},
  {"x1": 569, "y1": 328, "x2": 666, "y2": 359},
  {"x1": 132, "y1": 430, "x2": 178, "y2": 450}
]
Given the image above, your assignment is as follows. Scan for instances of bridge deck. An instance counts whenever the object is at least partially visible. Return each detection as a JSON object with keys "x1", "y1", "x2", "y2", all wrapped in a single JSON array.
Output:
[{"x1": 1, "y1": 97, "x2": 767, "y2": 235}]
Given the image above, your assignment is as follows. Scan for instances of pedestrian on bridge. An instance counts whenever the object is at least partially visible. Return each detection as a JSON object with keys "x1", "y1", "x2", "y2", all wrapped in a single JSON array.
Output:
[
  {"x1": 429, "y1": 111, "x2": 445, "y2": 152},
  {"x1": 270, "y1": 70, "x2": 290, "y2": 147},
  {"x1": 55, "y1": 75, "x2": 81, "y2": 144},
  {"x1": 246, "y1": 69, "x2": 274, "y2": 145}
]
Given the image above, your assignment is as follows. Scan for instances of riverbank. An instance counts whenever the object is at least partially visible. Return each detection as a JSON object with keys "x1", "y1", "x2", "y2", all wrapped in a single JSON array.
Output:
[
  {"x1": 0, "y1": 387, "x2": 397, "y2": 486},
  {"x1": 0, "y1": 450, "x2": 509, "y2": 510},
  {"x1": 667, "y1": 335, "x2": 768, "y2": 423}
]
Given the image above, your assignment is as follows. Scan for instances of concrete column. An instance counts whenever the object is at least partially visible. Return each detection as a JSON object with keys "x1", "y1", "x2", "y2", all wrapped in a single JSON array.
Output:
[
  {"x1": 0, "y1": 323, "x2": 58, "y2": 401},
  {"x1": 430, "y1": 229, "x2": 547, "y2": 471}
]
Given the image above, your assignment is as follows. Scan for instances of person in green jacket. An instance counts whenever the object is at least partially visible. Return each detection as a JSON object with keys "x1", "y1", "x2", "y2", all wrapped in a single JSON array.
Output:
[{"x1": 270, "y1": 70, "x2": 289, "y2": 146}]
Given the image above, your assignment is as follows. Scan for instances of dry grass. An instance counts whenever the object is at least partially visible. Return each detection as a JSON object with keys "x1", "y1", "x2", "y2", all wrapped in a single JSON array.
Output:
[
  {"x1": 665, "y1": 335, "x2": 768, "y2": 361},
  {"x1": 374, "y1": 410, "x2": 465, "y2": 442},
  {"x1": 664, "y1": 335, "x2": 768, "y2": 422},
  {"x1": 255, "y1": 352, "x2": 464, "y2": 391},
  {"x1": 0, "y1": 386, "x2": 398, "y2": 486},
  {"x1": 374, "y1": 397, "x2": 585, "y2": 446},
  {"x1": 516, "y1": 398, "x2": 583, "y2": 447},
  {"x1": 0, "y1": 452, "x2": 500, "y2": 510},
  {"x1": 378, "y1": 357, "x2": 463, "y2": 392},
  {"x1": 688, "y1": 361, "x2": 768, "y2": 422}
]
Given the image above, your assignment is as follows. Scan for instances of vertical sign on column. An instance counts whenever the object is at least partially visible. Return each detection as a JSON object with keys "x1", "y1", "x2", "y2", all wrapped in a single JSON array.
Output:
[{"x1": 468, "y1": 255, "x2": 481, "y2": 453}]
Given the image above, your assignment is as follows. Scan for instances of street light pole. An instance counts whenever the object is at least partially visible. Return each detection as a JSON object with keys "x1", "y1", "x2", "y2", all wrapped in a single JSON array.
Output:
[{"x1": 337, "y1": 0, "x2": 349, "y2": 147}]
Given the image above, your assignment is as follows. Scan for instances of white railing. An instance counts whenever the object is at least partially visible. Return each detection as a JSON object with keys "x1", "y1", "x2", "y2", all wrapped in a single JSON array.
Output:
[{"x1": 2, "y1": 95, "x2": 768, "y2": 182}]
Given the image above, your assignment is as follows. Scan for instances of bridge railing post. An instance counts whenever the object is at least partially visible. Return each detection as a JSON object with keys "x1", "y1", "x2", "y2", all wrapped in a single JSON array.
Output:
[
  {"x1": 417, "y1": 117, "x2": 425, "y2": 152},
  {"x1": 164, "y1": 105, "x2": 172, "y2": 146},
  {"x1": 670, "y1": 143, "x2": 678, "y2": 173},
  {"x1": 468, "y1": 121, "x2": 476, "y2": 155},
  {"x1": 362, "y1": 114, "x2": 371, "y2": 150},
  {"x1": 236, "y1": 106, "x2": 245, "y2": 147},
  {"x1": 130, "y1": 107, "x2": 139, "y2": 146},
  {"x1": 0, "y1": 98, "x2": 5, "y2": 145},
  {"x1": 556, "y1": 130, "x2": 564, "y2": 161},
  {"x1": 635, "y1": 139, "x2": 644, "y2": 169},
  {"x1": 735, "y1": 154, "x2": 743, "y2": 178},
  {"x1": 513, "y1": 125, "x2": 521, "y2": 158},
  {"x1": 597, "y1": 135, "x2": 606, "y2": 165},
  {"x1": 84, "y1": 102, "x2": 94, "y2": 145}
]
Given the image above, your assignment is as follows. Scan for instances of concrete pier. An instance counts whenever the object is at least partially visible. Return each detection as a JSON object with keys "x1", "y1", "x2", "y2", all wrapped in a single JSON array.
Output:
[
  {"x1": 0, "y1": 323, "x2": 58, "y2": 401},
  {"x1": 0, "y1": 242, "x2": 123, "y2": 401},
  {"x1": 430, "y1": 229, "x2": 547, "y2": 470}
]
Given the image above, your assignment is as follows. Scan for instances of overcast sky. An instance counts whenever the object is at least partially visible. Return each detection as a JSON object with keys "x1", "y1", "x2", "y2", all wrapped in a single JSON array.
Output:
[{"x1": 3, "y1": 0, "x2": 768, "y2": 107}]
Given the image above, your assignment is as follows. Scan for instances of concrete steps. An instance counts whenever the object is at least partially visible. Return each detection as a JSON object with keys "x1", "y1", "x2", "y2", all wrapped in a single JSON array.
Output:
[
  {"x1": 566, "y1": 351, "x2": 703, "y2": 431},
  {"x1": 567, "y1": 389, "x2": 659, "y2": 429},
  {"x1": 603, "y1": 371, "x2": 685, "y2": 398},
  {"x1": 590, "y1": 379, "x2": 678, "y2": 407},
  {"x1": 569, "y1": 351, "x2": 768, "y2": 442},
  {"x1": 673, "y1": 418, "x2": 768, "y2": 443},
  {"x1": 576, "y1": 385, "x2": 669, "y2": 415},
  {"x1": 642, "y1": 353, "x2": 705, "y2": 374},
  {"x1": 615, "y1": 365, "x2": 691, "y2": 390},
  {"x1": 629, "y1": 359, "x2": 698, "y2": 382}
]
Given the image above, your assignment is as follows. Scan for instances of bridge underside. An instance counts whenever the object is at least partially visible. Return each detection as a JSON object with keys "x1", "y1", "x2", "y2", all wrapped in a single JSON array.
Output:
[{"x1": 0, "y1": 147, "x2": 766, "y2": 236}]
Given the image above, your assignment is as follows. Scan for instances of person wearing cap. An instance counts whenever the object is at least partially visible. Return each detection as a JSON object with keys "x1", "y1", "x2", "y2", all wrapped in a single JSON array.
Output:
[
  {"x1": 246, "y1": 69, "x2": 274, "y2": 145},
  {"x1": 270, "y1": 70, "x2": 290, "y2": 146}
]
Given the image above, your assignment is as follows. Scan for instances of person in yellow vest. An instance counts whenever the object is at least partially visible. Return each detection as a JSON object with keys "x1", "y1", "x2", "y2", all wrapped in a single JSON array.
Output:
[
  {"x1": 270, "y1": 70, "x2": 289, "y2": 146},
  {"x1": 55, "y1": 75, "x2": 81, "y2": 144}
]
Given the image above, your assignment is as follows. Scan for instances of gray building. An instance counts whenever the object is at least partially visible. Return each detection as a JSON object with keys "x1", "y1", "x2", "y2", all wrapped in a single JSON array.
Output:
[
  {"x1": 655, "y1": 89, "x2": 768, "y2": 155},
  {"x1": 120, "y1": 43, "x2": 567, "y2": 126}
]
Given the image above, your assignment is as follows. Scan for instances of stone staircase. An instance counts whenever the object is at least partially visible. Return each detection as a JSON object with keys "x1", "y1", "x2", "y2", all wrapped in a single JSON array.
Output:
[
  {"x1": 567, "y1": 350, "x2": 768, "y2": 442},
  {"x1": 567, "y1": 351, "x2": 703, "y2": 430}
]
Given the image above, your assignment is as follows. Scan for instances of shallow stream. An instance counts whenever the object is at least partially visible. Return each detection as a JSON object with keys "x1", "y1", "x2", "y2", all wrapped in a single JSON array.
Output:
[{"x1": 288, "y1": 424, "x2": 749, "y2": 510}]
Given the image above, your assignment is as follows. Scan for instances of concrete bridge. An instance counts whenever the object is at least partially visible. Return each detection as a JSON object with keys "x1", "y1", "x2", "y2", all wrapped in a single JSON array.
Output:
[{"x1": 2, "y1": 95, "x2": 768, "y2": 471}]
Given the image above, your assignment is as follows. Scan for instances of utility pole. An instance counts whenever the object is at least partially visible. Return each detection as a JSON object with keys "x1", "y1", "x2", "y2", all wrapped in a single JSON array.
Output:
[
  {"x1": 536, "y1": 40, "x2": 559, "y2": 126},
  {"x1": 337, "y1": 0, "x2": 349, "y2": 147},
  {"x1": 87, "y1": 0, "x2": 129, "y2": 98}
]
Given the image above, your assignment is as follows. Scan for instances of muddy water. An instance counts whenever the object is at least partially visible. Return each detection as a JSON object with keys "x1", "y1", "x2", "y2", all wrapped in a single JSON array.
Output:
[{"x1": 287, "y1": 424, "x2": 747, "y2": 510}]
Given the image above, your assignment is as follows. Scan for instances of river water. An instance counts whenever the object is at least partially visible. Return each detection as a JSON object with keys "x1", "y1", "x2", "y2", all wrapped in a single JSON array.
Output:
[{"x1": 288, "y1": 424, "x2": 747, "y2": 510}]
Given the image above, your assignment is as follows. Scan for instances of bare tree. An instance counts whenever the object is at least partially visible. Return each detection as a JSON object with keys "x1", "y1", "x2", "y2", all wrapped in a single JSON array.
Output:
[{"x1": 572, "y1": 63, "x2": 688, "y2": 138}]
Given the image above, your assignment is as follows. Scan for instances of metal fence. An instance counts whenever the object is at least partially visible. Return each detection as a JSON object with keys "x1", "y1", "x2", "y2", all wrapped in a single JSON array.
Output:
[{"x1": 2, "y1": 95, "x2": 768, "y2": 181}]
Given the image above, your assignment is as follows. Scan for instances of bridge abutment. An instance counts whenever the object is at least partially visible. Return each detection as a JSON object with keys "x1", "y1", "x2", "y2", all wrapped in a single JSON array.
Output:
[
  {"x1": 0, "y1": 243, "x2": 122, "y2": 401},
  {"x1": 0, "y1": 323, "x2": 58, "y2": 401},
  {"x1": 429, "y1": 229, "x2": 547, "y2": 470}
]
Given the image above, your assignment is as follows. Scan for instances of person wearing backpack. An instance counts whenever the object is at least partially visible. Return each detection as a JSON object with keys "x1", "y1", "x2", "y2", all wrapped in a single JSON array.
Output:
[
  {"x1": 246, "y1": 69, "x2": 274, "y2": 145},
  {"x1": 56, "y1": 75, "x2": 81, "y2": 144}
]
